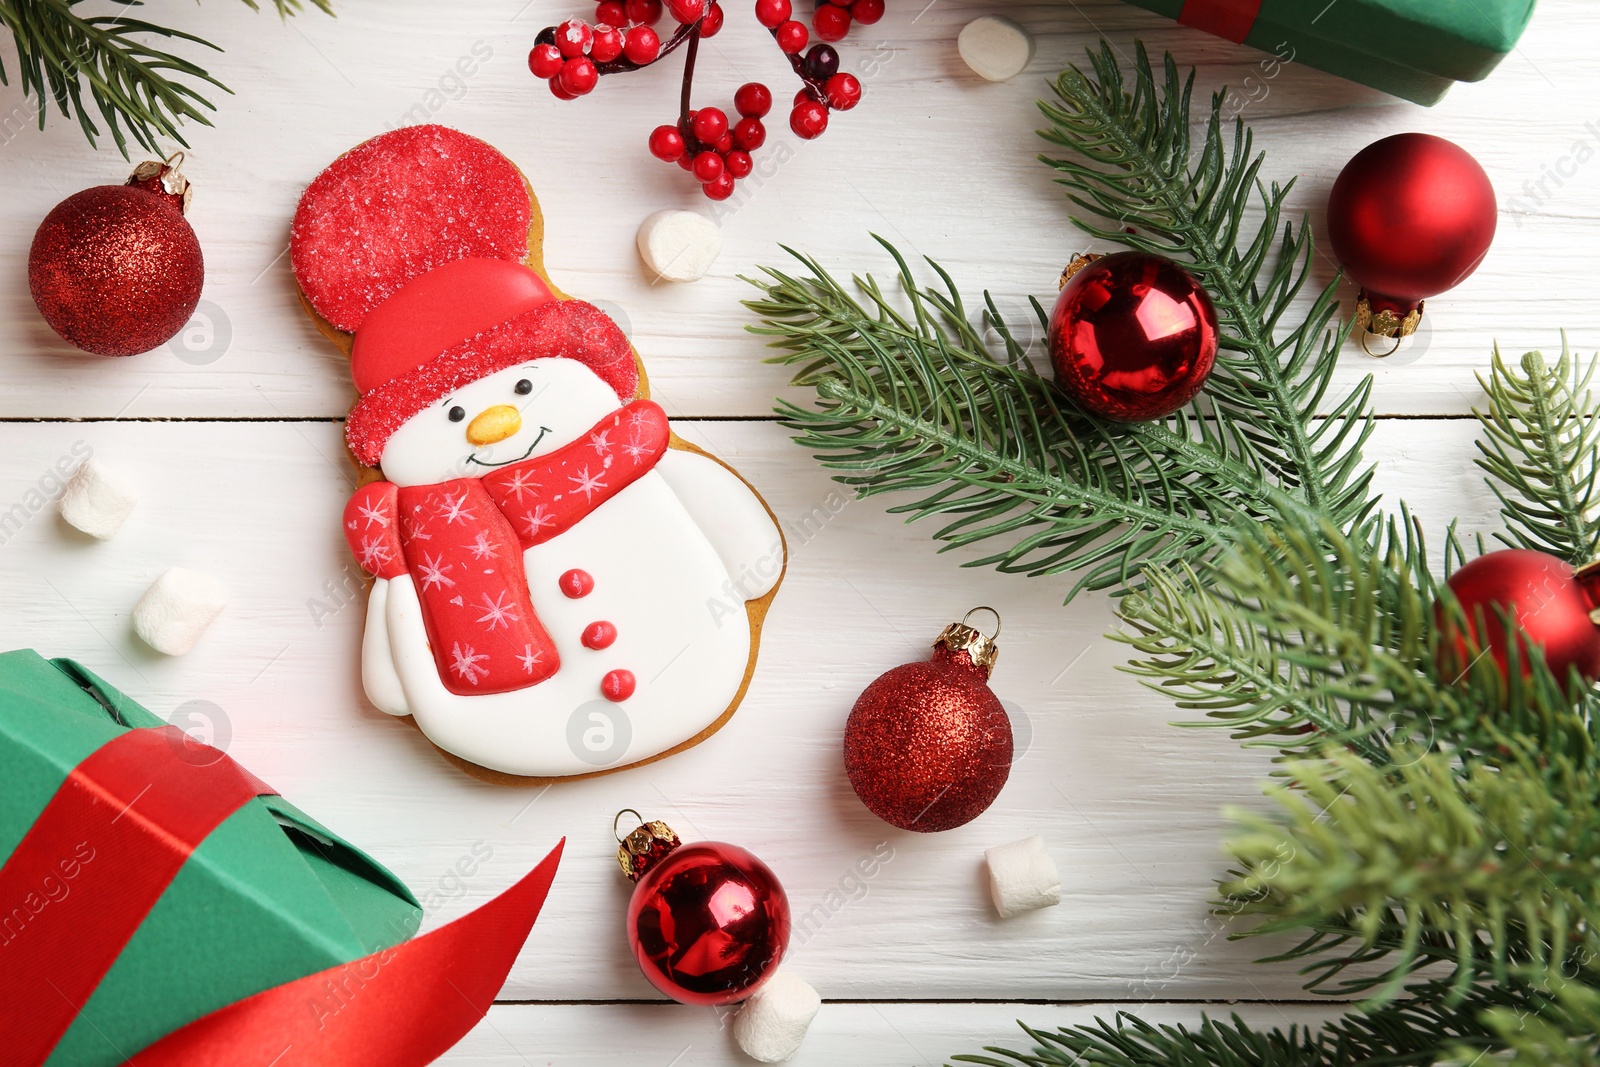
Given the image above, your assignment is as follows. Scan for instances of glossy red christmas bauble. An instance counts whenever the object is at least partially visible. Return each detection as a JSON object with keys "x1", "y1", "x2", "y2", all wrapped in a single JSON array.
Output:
[
  {"x1": 844, "y1": 644, "x2": 1012, "y2": 833},
  {"x1": 1047, "y1": 251, "x2": 1219, "y2": 421},
  {"x1": 626, "y1": 841, "x2": 790, "y2": 1005},
  {"x1": 29, "y1": 184, "x2": 203, "y2": 357},
  {"x1": 1438, "y1": 549, "x2": 1600, "y2": 687},
  {"x1": 1327, "y1": 133, "x2": 1497, "y2": 322}
]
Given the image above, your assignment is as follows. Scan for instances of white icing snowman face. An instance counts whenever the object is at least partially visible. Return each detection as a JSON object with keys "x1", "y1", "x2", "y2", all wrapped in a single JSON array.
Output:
[{"x1": 379, "y1": 360, "x2": 626, "y2": 487}]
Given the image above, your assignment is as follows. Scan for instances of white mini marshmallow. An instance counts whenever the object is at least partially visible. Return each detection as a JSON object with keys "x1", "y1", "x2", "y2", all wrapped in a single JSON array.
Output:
[
  {"x1": 133, "y1": 568, "x2": 228, "y2": 656},
  {"x1": 733, "y1": 969, "x2": 821, "y2": 1063},
  {"x1": 637, "y1": 209, "x2": 722, "y2": 282},
  {"x1": 58, "y1": 460, "x2": 137, "y2": 540},
  {"x1": 985, "y1": 835, "x2": 1060, "y2": 918},
  {"x1": 958, "y1": 15, "x2": 1035, "y2": 82}
]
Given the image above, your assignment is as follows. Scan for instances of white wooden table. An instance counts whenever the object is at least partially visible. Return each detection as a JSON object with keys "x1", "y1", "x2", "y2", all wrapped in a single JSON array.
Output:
[{"x1": 0, "y1": 1, "x2": 1592, "y2": 1062}]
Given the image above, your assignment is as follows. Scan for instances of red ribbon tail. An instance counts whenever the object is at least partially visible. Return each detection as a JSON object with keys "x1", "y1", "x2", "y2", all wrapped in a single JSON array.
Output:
[{"x1": 121, "y1": 839, "x2": 565, "y2": 1067}]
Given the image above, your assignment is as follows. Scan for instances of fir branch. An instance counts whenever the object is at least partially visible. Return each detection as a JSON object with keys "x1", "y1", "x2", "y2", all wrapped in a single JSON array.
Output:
[
  {"x1": 949, "y1": 988, "x2": 1583, "y2": 1067},
  {"x1": 1448, "y1": 979, "x2": 1600, "y2": 1066},
  {"x1": 746, "y1": 241, "x2": 1282, "y2": 597},
  {"x1": 1223, "y1": 748, "x2": 1600, "y2": 1003},
  {"x1": 1037, "y1": 42, "x2": 1375, "y2": 535},
  {"x1": 1475, "y1": 341, "x2": 1600, "y2": 565},
  {"x1": 752, "y1": 39, "x2": 1382, "y2": 599},
  {"x1": 951, "y1": 1015, "x2": 1340, "y2": 1067},
  {"x1": 1114, "y1": 511, "x2": 1437, "y2": 764},
  {"x1": 1116, "y1": 503, "x2": 1594, "y2": 765},
  {"x1": 1097, "y1": 497, "x2": 1600, "y2": 1058},
  {"x1": 0, "y1": 0, "x2": 331, "y2": 155}
]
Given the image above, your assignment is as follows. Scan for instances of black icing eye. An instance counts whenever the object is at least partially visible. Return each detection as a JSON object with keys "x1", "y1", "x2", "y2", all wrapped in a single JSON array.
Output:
[
  {"x1": 448, "y1": 406, "x2": 466, "y2": 422},
  {"x1": 514, "y1": 378, "x2": 533, "y2": 395}
]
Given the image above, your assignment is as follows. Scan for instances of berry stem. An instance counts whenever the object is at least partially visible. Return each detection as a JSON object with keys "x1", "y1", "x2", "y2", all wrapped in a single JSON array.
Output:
[
  {"x1": 788, "y1": 53, "x2": 830, "y2": 102},
  {"x1": 679, "y1": 25, "x2": 700, "y2": 128},
  {"x1": 770, "y1": 29, "x2": 831, "y2": 103}
]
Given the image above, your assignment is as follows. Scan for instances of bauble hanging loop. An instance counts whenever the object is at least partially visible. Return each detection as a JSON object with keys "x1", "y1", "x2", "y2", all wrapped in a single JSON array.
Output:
[
  {"x1": 1327, "y1": 133, "x2": 1497, "y2": 349},
  {"x1": 1358, "y1": 330, "x2": 1406, "y2": 359},
  {"x1": 613, "y1": 807, "x2": 642, "y2": 842},
  {"x1": 615, "y1": 810, "x2": 683, "y2": 880},
  {"x1": 937, "y1": 605, "x2": 1002, "y2": 675},
  {"x1": 127, "y1": 151, "x2": 194, "y2": 211},
  {"x1": 963, "y1": 605, "x2": 1002, "y2": 637},
  {"x1": 616, "y1": 812, "x2": 790, "y2": 1006}
]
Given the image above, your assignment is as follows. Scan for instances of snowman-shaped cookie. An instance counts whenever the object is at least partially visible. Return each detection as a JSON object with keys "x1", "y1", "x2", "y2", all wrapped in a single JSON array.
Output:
[{"x1": 290, "y1": 125, "x2": 784, "y2": 778}]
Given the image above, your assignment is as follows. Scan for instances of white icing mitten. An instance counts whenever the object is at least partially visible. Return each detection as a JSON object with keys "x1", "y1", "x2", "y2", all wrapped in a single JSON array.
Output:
[
  {"x1": 133, "y1": 568, "x2": 228, "y2": 655},
  {"x1": 637, "y1": 209, "x2": 722, "y2": 282},
  {"x1": 985, "y1": 835, "x2": 1060, "y2": 918},
  {"x1": 957, "y1": 16, "x2": 1034, "y2": 82},
  {"x1": 59, "y1": 459, "x2": 137, "y2": 539},
  {"x1": 733, "y1": 969, "x2": 821, "y2": 1063}
]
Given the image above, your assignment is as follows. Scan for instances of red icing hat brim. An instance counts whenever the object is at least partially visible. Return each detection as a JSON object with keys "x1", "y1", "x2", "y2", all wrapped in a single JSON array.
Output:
[
  {"x1": 345, "y1": 299, "x2": 639, "y2": 468},
  {"x1": 350, "y1": 258, "x2": 555, "y2": 395}
]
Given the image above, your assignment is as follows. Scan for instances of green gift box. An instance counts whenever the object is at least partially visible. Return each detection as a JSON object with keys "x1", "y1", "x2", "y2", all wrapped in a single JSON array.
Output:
[
  {"x1": 0, "y1": 650, "x2": 422, "y2": 1066},
  {"x1": 1125, "y1": 0, "x2": 1537, "y2": 105}
]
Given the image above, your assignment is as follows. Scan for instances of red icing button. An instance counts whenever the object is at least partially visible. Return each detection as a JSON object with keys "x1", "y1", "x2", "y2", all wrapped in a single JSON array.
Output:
[
  {"x1": 560, "y1": 569, "x2": 595, "y2": 598},
  {"x1": 582, "y1": 621, "x2": 618, "y2": 650},
  {"x1": 601, "y1": 669, "x2": 636, "y2": 702}
]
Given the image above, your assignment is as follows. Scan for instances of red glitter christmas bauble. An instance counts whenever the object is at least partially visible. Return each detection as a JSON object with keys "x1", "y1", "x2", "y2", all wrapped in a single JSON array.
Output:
[
  {"x1": 624, "y1": 835, "x2": 790, "y2": 1005},
  {"x1": 1047, "y1": 251, "x2": 1219, "y2": 422},
  {"x1": 29, "y1": 165, "x2": 203, "y2": 357},
  {"x1": 1327, "y1": 133, "x2": 1496, "y2": 336},
  {"x1": 1438, "y1": 549, "x2": 1600, "y2": 689},
  {"x1": 843, "y1": 611, "x2": 1012, "y2": 832}
]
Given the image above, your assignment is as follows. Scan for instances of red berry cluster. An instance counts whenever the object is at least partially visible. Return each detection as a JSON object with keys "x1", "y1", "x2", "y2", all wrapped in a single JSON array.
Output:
[
  {"x1": 648, "y1": 83, "x2": 773, "y2": 201},
  {"x1": 811, "y1": 0, "x2": 884, "y2": 42},
  {"x1": 754, "y1": 0, "x2": 863, "y2": 144},
  {"x1": 528, "y1": 0, "x2": 696, "y2": 99},
  {"x1": 531, "y1": 0, "x2": 880, "y2": 198}
]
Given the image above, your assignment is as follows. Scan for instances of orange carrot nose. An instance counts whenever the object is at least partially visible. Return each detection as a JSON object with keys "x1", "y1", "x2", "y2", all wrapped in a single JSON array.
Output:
[{"x1": 466, "y1": 405, "x2": 522, "y2": 446}]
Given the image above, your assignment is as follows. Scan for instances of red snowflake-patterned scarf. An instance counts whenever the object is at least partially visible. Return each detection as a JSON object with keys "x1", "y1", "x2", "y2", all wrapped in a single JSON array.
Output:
[{"x1": 344, "y1": 399, "x2": 670, "y2": 695}]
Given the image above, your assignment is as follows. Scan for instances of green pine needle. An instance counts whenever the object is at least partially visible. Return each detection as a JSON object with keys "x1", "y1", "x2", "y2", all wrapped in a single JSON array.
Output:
[
  {"x1": 0, "y1": 0, "x2": 333, "y2": 155},
  {"x1": 1475, "y1": 340, "x2": 1600, "y2": 564}
]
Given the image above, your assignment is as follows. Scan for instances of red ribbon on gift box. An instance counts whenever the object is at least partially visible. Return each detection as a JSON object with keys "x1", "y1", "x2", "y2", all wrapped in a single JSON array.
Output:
[
  {"x1": 1178, "y1": 0, "x2": 1262, "y2": 43},
  {"x1": 124, "y1": 844, "x2": 563, "y2": 1067},
  {"x1": 0, "y1": 725, "x2": 563, "y2": 1067}
]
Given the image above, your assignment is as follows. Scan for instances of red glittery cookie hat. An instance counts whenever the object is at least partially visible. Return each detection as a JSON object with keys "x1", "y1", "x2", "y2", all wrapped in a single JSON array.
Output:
[{"x1": 290, "y1": 125, "x2": 638, "y2": 468}]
